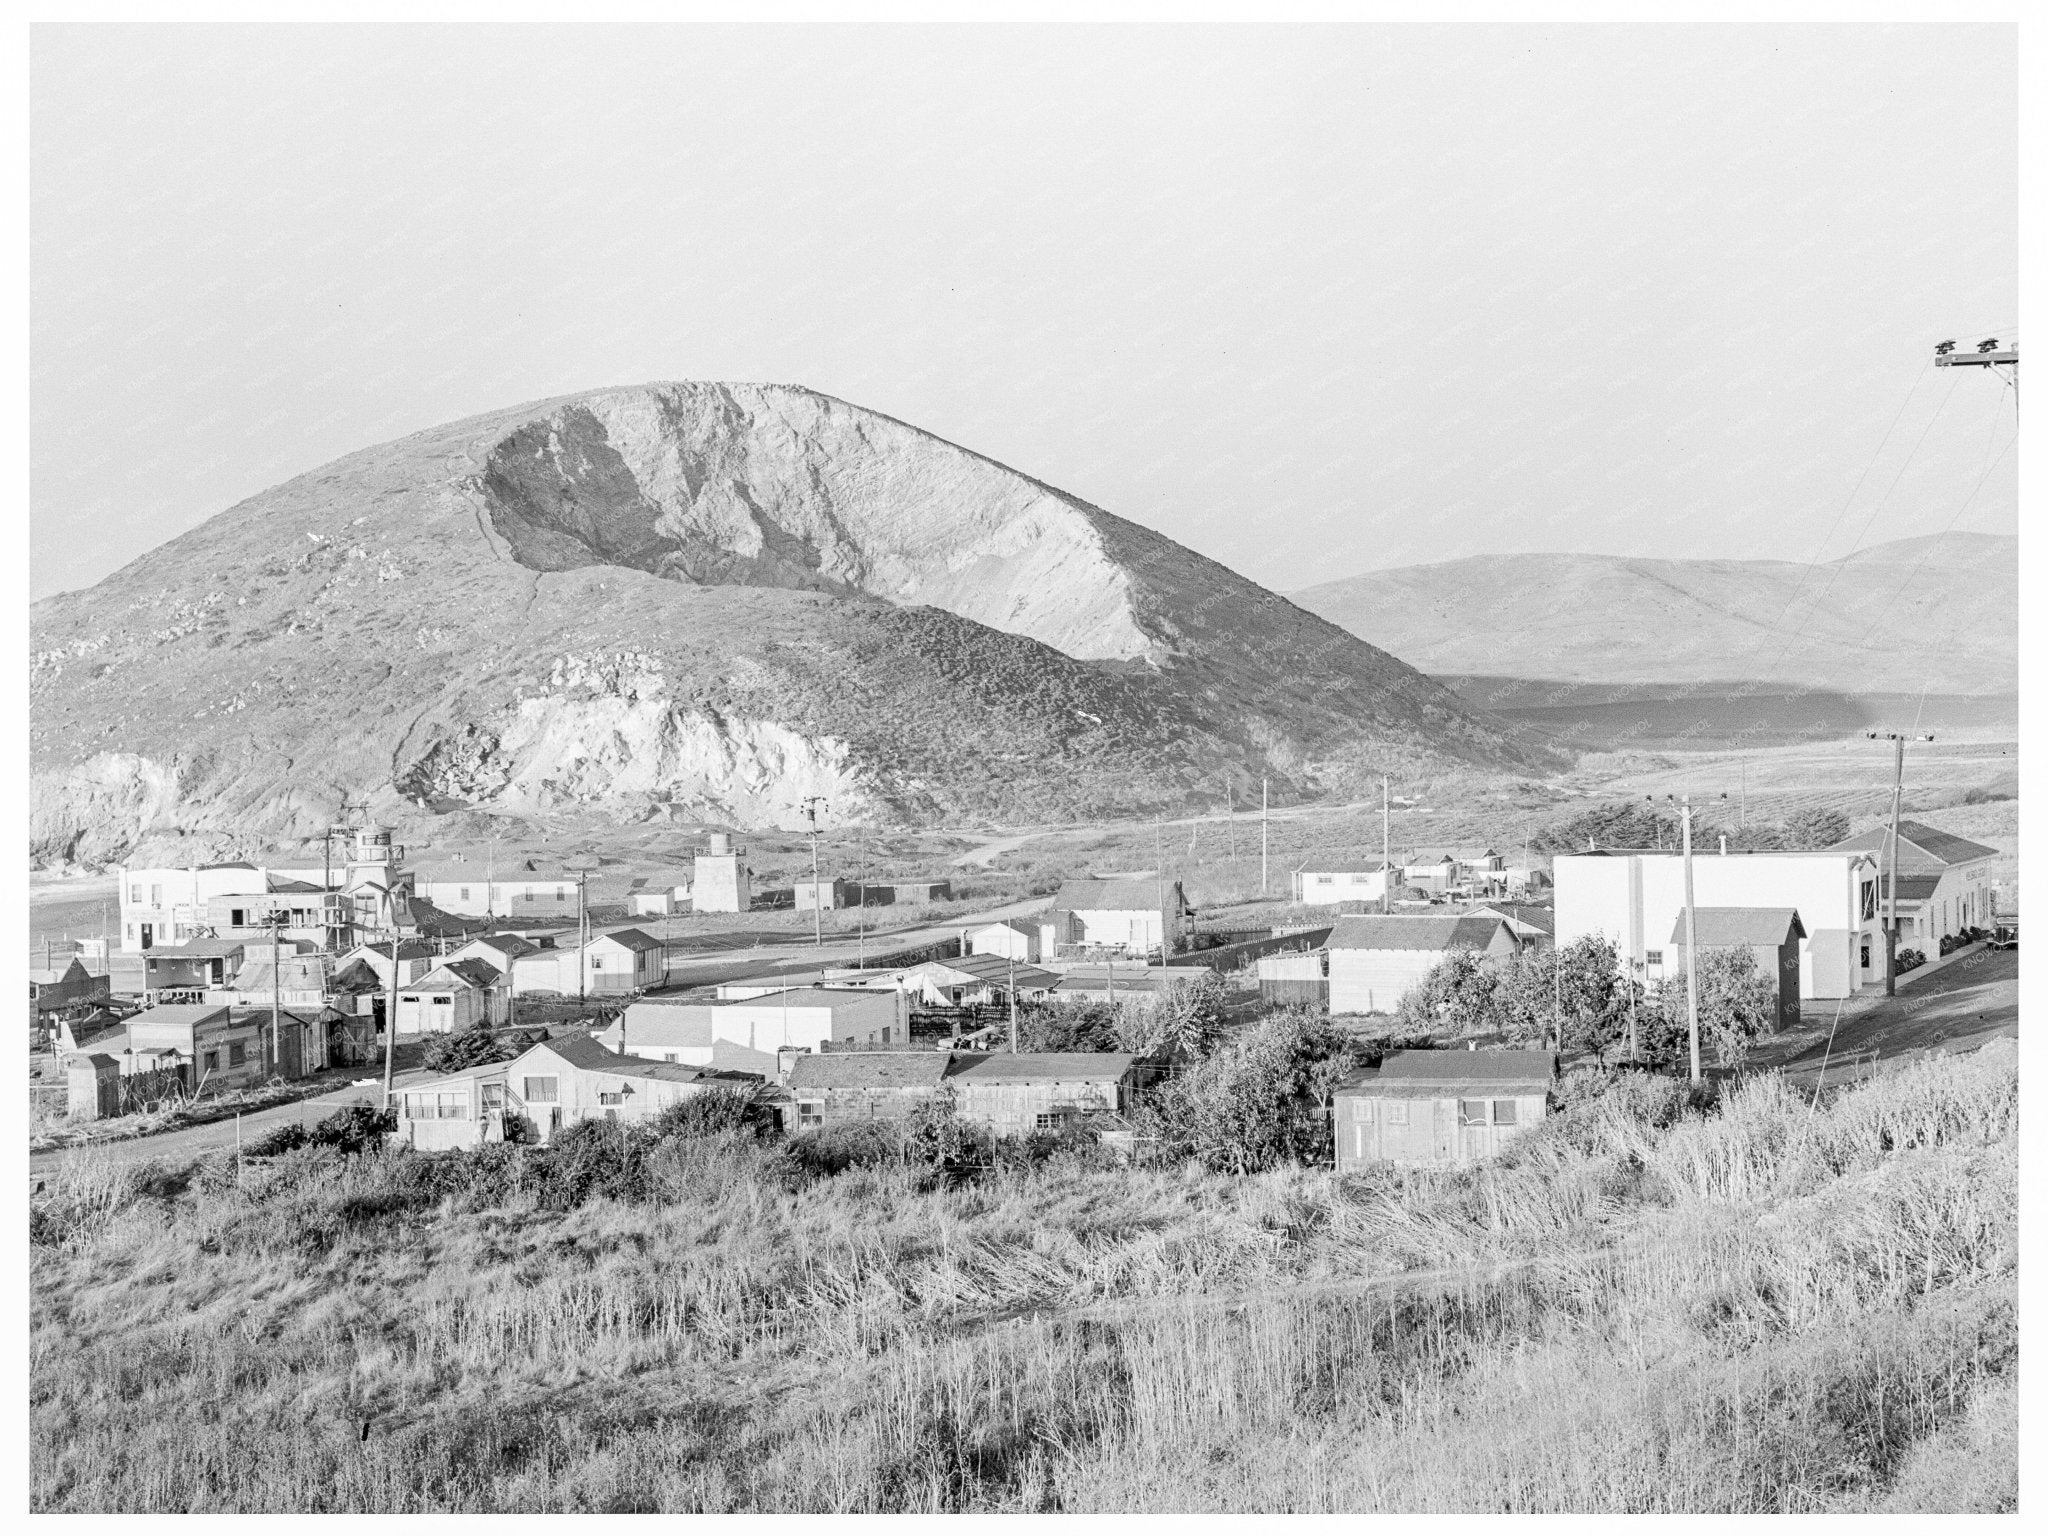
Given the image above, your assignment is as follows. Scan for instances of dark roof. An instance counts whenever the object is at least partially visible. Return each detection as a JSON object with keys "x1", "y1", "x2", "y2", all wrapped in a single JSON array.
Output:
[
  {"x1": 1667, "y1": 907, "x2": 1807, "y2": 947},
  {"x1": 1342, "y1": 1049, "x2": 1556, "y2": 1094},
  {"x1": 1049, "y1": 967, "x2": 1188, "y2": 994},
  {"x1": 787, "y1": 1051, "x2": 952, "y2": 1093},
  {"x1": 265, "y1": 876, "x2": 325, "y2": 894},
  {"x1": 913, "y1": 954, "x2": 1059, "y2": 988},
  {"x1": 1470, "y1": 903, "x2": 1555, "y2": 934},
  {"x1": 1829, "y1": 820, "x2": 1998, "y2": 867},
  {"x1": 944, "y1": 1052, "x2": 1138, "y2": 1084},
  {"x1": 146, "y1": 938, "x2": 247, "y2": 960},
  {"x1": 591, "y1": 927, "x2": 663, "y2": 953},
  {"x1": 408, "y1": 958, "x2": 501, "y2": 990},
  {"x1": 1325, "y1": 914, "x2": 1513, "y2": 952},
  {"x1": 1884, "y1": 875, "x2": 1942, "y2": 903},
  {"x1": 127, "y1": 1003, "x2": 232, "y2": 1027},
  {"x1": 1054, "y1": 878, "x2": 1186, "y2": 912},
  {"x1": 353, "y1": 939, "x2": 439, "y2": 961}
]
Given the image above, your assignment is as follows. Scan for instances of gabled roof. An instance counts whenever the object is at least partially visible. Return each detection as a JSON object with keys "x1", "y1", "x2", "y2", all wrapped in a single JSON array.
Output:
[
  {"x1": 1469, "y1": 903, "x2": 1556, "y2": 935},
  {"x1": 1048, "y1": 966, "x2": 1189, "y2": 994},
  {"x1": 407, "y1": 959, "x2": 501, "y2": 991},
  {"x1": 905, "y1": 955, "x2": 1059, "y2": 988},
  {"x1": 1325, "y1": 914, "x2": 1513, "y2": 952},
  {"x1": 1669, "y1": 907, "x2": 1807, "y2": 947},
  {"x1": 787, "y1": 1051, "x2": 951, "y2": 1094},
  {"x1": 971, "y1": 918, "x2": 1040, "y2": 939},
  {"x1": 227, "y1": 956, "x2": 334, "y2": 993},
  {"x1": 1829, "y1": 820, "x2": 1999, "y2": 868},
  {"x1": 1878, "y1": 875, "x2": 1942, "y2": 904},
  {"x1": 1054, "y1": 878, "x2": 1187, "y2": 912},
  {"x1": 29, "y1": 958, "x2": 92, "y2": 986},
  {"x1": 944, "y1": 1052, "x2": 1138, "y2": 1084},
  {"x1": 450, "y1": 933, "x2": 541, "y2": 965},
  {"x1": 264, "y1": 876, "x2": 326, "y2": 894},
  {"x1": 590, "y1": 927, "x2": 663, "y2": 953},
  {"x1": 1343, "y1": 1048, "x2": 1556, "y2": 1094},
  {"x1": 734, "y1": 987, "x2": 892, "y2": 1009},
  {"x1": 347, "y1": 939, "x2": 440, "y2": 961}
]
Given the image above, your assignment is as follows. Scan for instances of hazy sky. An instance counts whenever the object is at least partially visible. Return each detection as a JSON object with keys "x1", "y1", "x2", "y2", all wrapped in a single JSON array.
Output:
[{"x1": 32, "y1": 24, "x2": 2017, "y2": 602}]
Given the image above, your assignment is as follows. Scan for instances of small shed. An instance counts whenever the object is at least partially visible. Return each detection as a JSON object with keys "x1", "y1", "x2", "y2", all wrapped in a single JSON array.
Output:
[
  {"x1": 786, "y1": 1051, "x2": 952, "y2": 1130},
  {"x1": 1256, "y1": 950, "x2": 1329, "y2": 1008},
  {"x1": 1667, "y1": 907, "x2": 1805, "y2": 1030},
  {"x1": 793, "y1": 878, "x2": 861, "y2": 912},
  {"x1": 1333, "y1": 1049, "x2": 1556, "y2": 1169},
  {"x1": 943, "y1": 1052, "x2": 1140, "y2": 1137},
  {"x1": 1324, "y1": 913, "x2": 1519, "y2": 1015}
]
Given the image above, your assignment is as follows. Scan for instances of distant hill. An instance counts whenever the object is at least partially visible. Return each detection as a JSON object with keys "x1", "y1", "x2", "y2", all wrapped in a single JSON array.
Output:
[
  {"x1": 30, "y1": 382, "x2": 1552, "y2": 868},
  {"x1": 1291, "y1": 533, "x2": 2017, "y2": 696}
]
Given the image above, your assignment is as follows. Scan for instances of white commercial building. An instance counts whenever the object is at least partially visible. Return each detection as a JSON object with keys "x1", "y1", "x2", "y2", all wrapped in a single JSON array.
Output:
[
  {"x1": 1554, "y1": 849, "x2": 1886, "y2": 1000},
  {"x1": 596, "y1": 987, "x2": 905, "y2": 1077}
]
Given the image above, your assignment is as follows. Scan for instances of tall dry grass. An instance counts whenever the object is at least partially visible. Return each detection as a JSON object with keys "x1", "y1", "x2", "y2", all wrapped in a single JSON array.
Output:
[{"x1": 30, "y1": 1042, "x2": 2017, "y2": 1512}]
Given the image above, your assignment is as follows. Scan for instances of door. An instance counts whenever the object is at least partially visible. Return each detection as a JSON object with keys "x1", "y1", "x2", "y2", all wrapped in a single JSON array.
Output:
[
  {"x1": 1432, "y1": 1099, "x2": 1456, "y2": 1163},
  {"x1": 139, "y1": 923, "x2": 153, "y2": 950}
]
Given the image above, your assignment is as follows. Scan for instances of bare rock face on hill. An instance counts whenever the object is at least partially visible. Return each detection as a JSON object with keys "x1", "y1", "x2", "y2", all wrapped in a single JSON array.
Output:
[{"x1": 30, "y1": 382, "x2": 1549, "y2": 867}]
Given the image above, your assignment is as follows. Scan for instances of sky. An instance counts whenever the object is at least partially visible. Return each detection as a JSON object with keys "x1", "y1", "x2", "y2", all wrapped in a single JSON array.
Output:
[{"x1": 31, "y1": 24, "x2": 2017, "y2": 602}]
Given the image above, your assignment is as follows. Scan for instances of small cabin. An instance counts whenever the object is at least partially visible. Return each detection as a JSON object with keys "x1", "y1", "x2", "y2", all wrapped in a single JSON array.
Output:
[{"x1": 1332, "y1": 1048, "x2": 1555, "y2": 1169}]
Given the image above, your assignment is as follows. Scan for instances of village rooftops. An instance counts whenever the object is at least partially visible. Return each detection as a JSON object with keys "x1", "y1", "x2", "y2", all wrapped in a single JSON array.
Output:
[
  {"x1": 1324, "y1": 914, "x2": 1513, "y2": 951},
  {"x1": 590, "y1": 927, "x2": 664, "y2": 952},
  {"x1": 410, "y1": 958, "x2": 503, "y2": 990},
  {"x1": 124, "y1": 1003, "x2": 231, "y2": 1027},
  {"x1": 914, "y1": 954, "x2": 1060, "y2": 987},
  {"x1": 1667, "y1": 907, "x2": 1808, "y2": 947},
  {"x1": 787, "y1": 1051, "x2": 952, "y2": 1093},
  {"x1": 1875, "y1": 876, "x2": 1943, "y2": 904},
  {"x1": 1345, "y1": 1048, "x2": 1557, "y2": 1095},
  {"x1": 1828, "y1": 820, "x2": 1999, "y2": 867},
  {"x1": 738, "y1": 986, "x2": 896, "y2": 1007},
  {"x1": 944, "y1": 1052, "x2": 1139, "y2": 1083}
]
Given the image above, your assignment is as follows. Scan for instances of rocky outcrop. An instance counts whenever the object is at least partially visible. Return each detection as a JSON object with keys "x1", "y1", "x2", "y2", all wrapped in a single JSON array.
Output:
[{"x1": 29, "y1": 382, "x2": 1551, "y2": 867}]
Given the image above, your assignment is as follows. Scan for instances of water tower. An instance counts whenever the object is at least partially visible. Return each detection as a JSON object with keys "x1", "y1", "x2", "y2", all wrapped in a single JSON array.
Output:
[{"x1": 693, "y1": 832, "x2": 751, "y2": 913}]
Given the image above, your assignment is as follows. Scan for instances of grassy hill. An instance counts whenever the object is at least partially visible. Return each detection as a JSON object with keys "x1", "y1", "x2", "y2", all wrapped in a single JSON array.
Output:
[
  {"x1": 30, "y1": 1043, "x2": 2015, "y2": 1512},
  {"x1": 1292, "y1": 533, "x2": 2017, "y2": 697}
]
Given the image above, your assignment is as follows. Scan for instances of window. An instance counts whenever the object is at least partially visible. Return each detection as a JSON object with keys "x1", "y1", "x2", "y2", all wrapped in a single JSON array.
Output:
[
  {"x1": 1861, "y1": 881, "x2": 1877, "y2": 920},
  {"x1": 150, "y1": 884, "x2": 162, "y2": 906},
  {"x1": 126, "y1": 924, "x2": 136, "y2": 940},
  {"x1": 598, "y1": 1090, "x2": 626, "y2": 1106},
  {"x1": 556, "y1": 890, "x2": 568, "y2": 902},
  {"x1": 437, "y1": 1093, "x2": 467, "y2": 1119},
  {"x1": 231, "y1": 908, "x2": 246, "y2": 927},
  {"x1": 798, "y1": 1102, "x2": 822, "y2": 1126},
  {"x1": 459, "y1": 887, "x2": 470, "y2": 903},
  {"x1": 590, "y1": 956, "x2": 604, "y2": 971},
  {"x1": 1458, "y1": 1100, "x2": 1487, "y2": 1127},
  {"x1": 1860, "y1": 943, "x2": 1871, "y2": 970},
  {"x1": 1355, "y1": 1099, "x2": 1374, "y2": 1120},
  {"x1": 432, "y1": 995, "x2": 453, "y2": 1007},
  {"x1": 523, "y1": 1076, "x2": 558, "y2": 1103},
  {"x1": 1644, "y1": 949, "x2": 1664, "y2": 968},
  {"x1": 228, "y1": 1043, "x2": 246, "y2": 1067},
  {"x1": 130, "y1": 884, "x2": 143, "y2": 904},
  {"x1": 203, "y1": 1050, "x2": 220, "y2": 1072},
  {"x1": 1492, "y1": 1100, "x2": 1518, "y2": 1126},
  {"x1": 1384, "y1": 1100, "x2": 1409, "y2": 1126},
  {"x1": 1035, "y1": 1112, "x2": 1059, "y2": 1129},
  {"x1": 663, "y1": 1053, "x2": 678, "y2": 1063}
]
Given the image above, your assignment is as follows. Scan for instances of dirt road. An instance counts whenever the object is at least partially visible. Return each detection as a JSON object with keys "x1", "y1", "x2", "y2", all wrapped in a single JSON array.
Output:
[{"x1": 1751, "y1": 946, "x2": 2017, "y2": 1084}]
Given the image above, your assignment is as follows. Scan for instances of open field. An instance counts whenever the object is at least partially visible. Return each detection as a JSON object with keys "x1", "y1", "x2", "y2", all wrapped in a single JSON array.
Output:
[{"x1": 30, "y1": 1042, "x2": 2016, "y2": 1512}]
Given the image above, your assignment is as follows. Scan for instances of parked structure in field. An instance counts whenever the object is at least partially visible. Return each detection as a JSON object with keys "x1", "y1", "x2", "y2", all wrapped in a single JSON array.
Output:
[
  {"x1": 1324, "y1": 914, "x2": 1520, "y2": 1015},
  {"x1": 508, "y1": 928, "x2": 665, "y2": 997},
  {"x1": 1332, "y1": 1049, "x2": 1555, "y2": 1169},
  {"x1": 1665, "y1": 907, "x2": 1805, "y2": 1030},
  {"x1": 1047, "y1": 877, "x2": 1193, "y2": 958},
  {"x1": 392, "y1": 1033, "x2": 761, "y2": 1151},
  {"x1": 967, "y1": 918, "x2": 1046, "y2": 963},
  {"x1": 1291, "y1": 866, "x2": 1392, "y2": 906},
  {"x1": 1554, "y1": 848, "x2": 1885, "y2": 1000},
  {"x1": 692, "y1": 833, "x2": 753, "y2": 913},
  {"x1": 784, "y1": 1050, "x2": 1142, "y2": 1135},
  {"x1": 1826, "y1": 821, "x2": 1999, "y2": 951},
  {"x1": 793, "y1": 877, "x2": 861, "y2": 912}
]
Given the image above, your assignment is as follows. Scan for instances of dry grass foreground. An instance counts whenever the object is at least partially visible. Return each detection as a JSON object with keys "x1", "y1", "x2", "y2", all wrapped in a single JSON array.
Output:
[{"x1": 31, "y1": 1041, "x2": 2016, "y2": 1513}]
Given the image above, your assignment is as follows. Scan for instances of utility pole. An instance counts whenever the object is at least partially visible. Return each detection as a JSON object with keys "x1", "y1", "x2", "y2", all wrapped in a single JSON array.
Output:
[
  {"x1": 1260, "y1": 778, "x2": 1270, "y2": 897},
  {"x1": 800, "y1": 796, "x2": 828, "y2": 949},
  {"x1": 268, "y1": 912, "x2": 285, "y2": 1076},
  {"x1": 381, "y1": 889, "x2": 401, "y2": 1112},
  {"x1": 1868, "y1": 731, "x2": 1934, "y2": 997},
  {"x1": 1007, "y1": 950, "x2": 1018, "y2": 1054},
  {"x1": 576, "y1": 870, "x2": 588, "y2": 1006},
  {"x1": 1680, "y1": 795, "x2": 1701, "y2": 1085},
  {"x1": 1934, "y1": 336, "x2": 2018, "y2": 412},
  {"x1": 1381, "y1": 778, "x2": 1392, "y2": 914},
  {"x1": 1154, "y1": 819, "x2": 1167, "y2": 962}
]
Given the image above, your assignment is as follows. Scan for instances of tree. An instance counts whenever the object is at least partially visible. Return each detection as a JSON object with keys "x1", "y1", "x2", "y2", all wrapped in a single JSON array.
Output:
[
  {"x1": 421, "y1": 1023, "x2": 539, "y2": 1075},
  {"x1": 1780, "y1": 806, "x2": 1850, "y2": 851},
  {"x1": 1647, "y1": 947, "x2": 1778, "y2": 1069},
  {"x1": 1017, "y1": 1000, "x2": 1124, "y2": 1053},
  {"x1": 1134, "y1": 1010, "x2": 1350, "y2": 1172},
  {"x1": 1392, "y1": 949, "x2": 1501, "y2": 1034},
  {"x1": 1145, "y1": 969, "x2": 1230, "y2": 1060},
  {"x1": 1490, "y1": 935, "x2": 1638, "y2": 1056}
]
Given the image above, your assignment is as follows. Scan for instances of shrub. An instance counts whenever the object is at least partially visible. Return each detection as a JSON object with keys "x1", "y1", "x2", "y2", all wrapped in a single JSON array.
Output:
[
  {"x1": 524, "y1": 1118, "x2": 654, "y2": 1209},
  {"x1": 421, "y1": 1025, "x2": 543, "y2": 1075},
  {"x1": 646, "y1": 1085, "x2": 778, "y2": 1141},
  {"x1": 1136, "y1": 1010, "x2": 1350, "y2": 1172},
  {"x1": 1646, "y1": 949, "x2": 1779, "y2": 1068}
]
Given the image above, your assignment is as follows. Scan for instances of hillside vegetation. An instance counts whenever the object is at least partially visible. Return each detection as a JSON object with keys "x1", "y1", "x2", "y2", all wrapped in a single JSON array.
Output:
[
  {"x1": 31, "y1": 1042, "x2": 2015, "y2": 1512},
  {"x1": 30, "y1": 383, "x2": 1547, "y2": 870}
]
